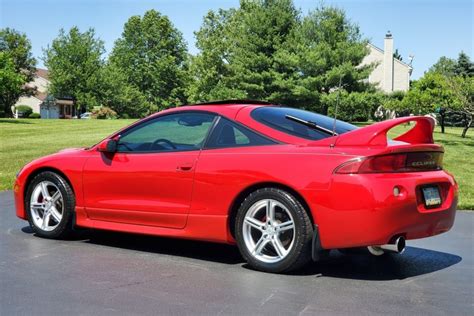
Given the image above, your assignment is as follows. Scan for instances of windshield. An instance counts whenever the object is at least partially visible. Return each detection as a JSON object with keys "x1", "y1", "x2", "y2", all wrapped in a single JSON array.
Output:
[{"x1": 251, "y1": 107, "x2": 358, "y2": 141}]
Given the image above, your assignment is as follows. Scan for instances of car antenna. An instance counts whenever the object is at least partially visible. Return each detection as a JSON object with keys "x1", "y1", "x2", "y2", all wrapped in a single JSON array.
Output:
[{"x1": 332, "y1": 67, "x2": 344, "y2": 137}]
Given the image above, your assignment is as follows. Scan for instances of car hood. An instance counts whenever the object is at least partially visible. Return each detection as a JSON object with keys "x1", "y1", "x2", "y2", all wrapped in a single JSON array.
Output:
[{"x1": 57, "y1": 147, "x2": 86, "y2": 153}]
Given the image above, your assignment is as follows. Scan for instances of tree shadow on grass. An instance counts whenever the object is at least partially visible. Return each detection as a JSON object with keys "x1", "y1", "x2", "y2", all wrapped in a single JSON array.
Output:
[{"x1": 0, "y1": 119, "x2": 31, "y2": 124}]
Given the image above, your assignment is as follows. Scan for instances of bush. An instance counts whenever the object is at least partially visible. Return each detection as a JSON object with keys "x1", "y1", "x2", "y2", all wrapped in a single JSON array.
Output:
[
  {"x1": 28, "y1": 113, "x2": 41, "y2": 119},
  {"x1": 92, "y1": 106, "x2": 117, "y2": 119},
  {"x1": 324, "y1": 91, "x2": 384, "y2": 122},
  {"x1": 15, "y1": 105, "x2": 33, "y2": 118}
]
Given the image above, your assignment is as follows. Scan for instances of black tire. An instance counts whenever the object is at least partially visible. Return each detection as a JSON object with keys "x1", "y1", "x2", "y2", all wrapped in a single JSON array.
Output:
[
  {"x1": 235, "y1": 188, "x2": 313, "y2": 273},
  {"x1": 25, "y1": 171, "x2": 75, "y2": 239}
]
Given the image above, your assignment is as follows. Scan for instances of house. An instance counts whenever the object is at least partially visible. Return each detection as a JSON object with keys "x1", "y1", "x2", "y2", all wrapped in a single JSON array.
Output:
[
  {"x1": 14, "y1": 68, "x2": 78, "y2": 119},
  {"x1": 362, "y1": 32, "x2": 413, "y2": 92},
  {"x1": 14, "y1": 68, "x2": 49, "y2": 114},
  {"x1": 40, "y1": 95, "x2": 77, "y2": 119}
]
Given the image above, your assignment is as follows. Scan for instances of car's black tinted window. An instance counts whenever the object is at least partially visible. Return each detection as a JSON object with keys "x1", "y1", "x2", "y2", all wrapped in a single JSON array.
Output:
[
  {"x1": 251, "y1": 107, "x2": 357, "y2": 141},
  {"x1": 205, "y1": 117, "x2": 276, "y2": 149},
  {"x1": 117, "y1": 112, "x2": 216, "y2": 152}
]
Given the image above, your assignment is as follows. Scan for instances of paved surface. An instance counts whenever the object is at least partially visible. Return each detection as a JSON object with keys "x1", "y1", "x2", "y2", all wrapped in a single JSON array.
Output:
[{"x1": 0, "y1": 190, "x2": 473, "y2": 315}]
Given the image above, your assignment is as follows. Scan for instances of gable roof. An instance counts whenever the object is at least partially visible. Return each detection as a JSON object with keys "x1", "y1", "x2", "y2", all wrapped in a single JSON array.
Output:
[
  {"x1": 367, "y1": 43, "x2": 412, "y2": 69},
  {"x1": 36, "y1": 91, "x2": 48, "y2": 101},
  {"x1": 36, "y1": 68, "x2": 49, "y2": 80}
]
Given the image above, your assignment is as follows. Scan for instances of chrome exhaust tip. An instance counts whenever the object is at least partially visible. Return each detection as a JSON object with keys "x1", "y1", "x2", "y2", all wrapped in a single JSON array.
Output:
[
  {"x1": 367, "y1": 236, "x2": 406, "y2": 256},
  {"x1": 380, "y1": 236, "x2": 406, "y2": 254}
]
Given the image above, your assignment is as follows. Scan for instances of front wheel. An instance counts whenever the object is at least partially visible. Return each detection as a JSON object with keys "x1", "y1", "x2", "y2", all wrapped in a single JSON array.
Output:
[
  {"x1": 235, "y1": 188, "x2": 313, "y2": 273},
  {"x1": 25, "y1": 171, "x2": 75, "y2": 239}
]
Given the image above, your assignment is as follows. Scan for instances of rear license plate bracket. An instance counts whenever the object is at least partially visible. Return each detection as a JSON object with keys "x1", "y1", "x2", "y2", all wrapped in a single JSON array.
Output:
[{"x1": 421, "y1": 185, "x2": 442, "y2": 208}]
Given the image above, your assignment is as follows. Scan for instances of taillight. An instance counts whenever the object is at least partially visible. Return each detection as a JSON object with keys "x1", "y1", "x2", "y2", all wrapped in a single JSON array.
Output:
[{"x1": 335, "y1": 152, "x2": 443, "y2": 174}]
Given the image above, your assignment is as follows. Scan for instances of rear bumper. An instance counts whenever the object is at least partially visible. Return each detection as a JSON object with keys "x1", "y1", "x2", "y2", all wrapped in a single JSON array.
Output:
[{"x1": 309, "y1": 170, "x2": 458, "y2": 249}]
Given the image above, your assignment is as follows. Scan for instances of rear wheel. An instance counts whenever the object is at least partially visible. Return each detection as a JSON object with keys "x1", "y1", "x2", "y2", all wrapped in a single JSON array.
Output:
[
  {"x1": 25, "y1": 171, "x2": 75, "y2": 239},
  {"x1": 235, "y1": 188, "x2": 313, "y2": 273}
]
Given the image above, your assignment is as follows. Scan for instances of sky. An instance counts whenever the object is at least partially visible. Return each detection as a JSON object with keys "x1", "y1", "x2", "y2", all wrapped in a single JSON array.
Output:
[{"x1": 0, "y1": 0, "x2": 472, "y2": 79}]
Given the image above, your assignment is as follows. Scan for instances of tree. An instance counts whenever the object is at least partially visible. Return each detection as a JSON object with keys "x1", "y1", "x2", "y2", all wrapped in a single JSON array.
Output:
[
  {"x1": 189, "y1": 2, "x2": 371, "y2": 113},
  {"x1": 401, "y1": 72, "x2": 456, "y2": 115},
  {"x1": 0, "y1": 28, "x2": 36, "y2": 80},
  {"x1": 427, "y1": 52, "x2": 473, "y2": 136},
  {"x1": 98, "y1": 63, "x2": 152, "y2": 118},
  {"x1": 43, "y1": 27, "x2": 105, "y2": 114},
  {"x1": 429, "y1": 56, "x2": 457, "y2": 76},
  {"x1": 0, "y1": 28, "x2": 36, "y2": 117},
  {"x1": 274, "y1": 6, "x2": 371, "y2": 112},
  {"x1": 109, "y1": 10, "x2": 188, "y2": 111},
  {"x1": 445, "y1": 76, "x2": 473, "y2": 137},
  {"x1": 323, "y1": 91, "x2": 384, "y2": 122},
  {"x1": 393, "y1": 48, "x2": 402, "y2": 61},
  {"x1": 430, "y1": 53, "x2": 473, "y2": 78},
  {"x1": 189, "y1": 0, "x2": 299, "y2": 102},
  {"x1": 0, "y1": 52, "x2": 26, "y2": 117},
  {"x1": 454, "y1": 52, "x2": 474, "y2": 77},
  {"x1": 187, "y1": 9, "x2": 238, "y2": 101}
]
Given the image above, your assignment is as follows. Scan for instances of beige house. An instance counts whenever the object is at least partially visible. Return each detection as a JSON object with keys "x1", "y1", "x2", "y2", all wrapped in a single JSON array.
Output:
[
  {"x1": 362, "y1": 32, "x2": 413, "y2": 92},
  {"x1": 14, "y1": 68, "x2": 78, "y2": 119},
  {"x1": 14, "y1": 68, "x2": 49, "y2": 114}
]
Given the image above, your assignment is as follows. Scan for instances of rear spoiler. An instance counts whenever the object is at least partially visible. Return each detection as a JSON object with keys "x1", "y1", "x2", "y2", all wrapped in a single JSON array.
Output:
[{"x1": 329, "y1": 116, "x2": 435, "y2": 147}]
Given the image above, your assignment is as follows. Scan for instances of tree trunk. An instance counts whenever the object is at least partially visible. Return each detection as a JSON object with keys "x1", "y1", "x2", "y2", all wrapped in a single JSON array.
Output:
[
  {"x1": 461, "y1": 114, "x2": 472, "y2": 138},
  {"x1": 4, "y1": 106, "x2": 14, "y2": 118},
  {"x1": 440, "y1": 112, "x2": 445, "y2": 133},
  {"x1": 2, "y1": 99, "x2": 15, "y2": 118}
]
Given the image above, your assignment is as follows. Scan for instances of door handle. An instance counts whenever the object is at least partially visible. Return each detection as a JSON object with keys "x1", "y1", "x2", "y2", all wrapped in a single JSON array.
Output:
[{"x1": 177, "y1": 163, "x2": 193, "y2": 171}]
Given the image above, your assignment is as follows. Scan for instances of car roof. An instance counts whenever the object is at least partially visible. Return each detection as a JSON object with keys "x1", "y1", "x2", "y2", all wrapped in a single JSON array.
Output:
[{"x1": 155, "y1": 100, "x2": 276, "y2": 119}]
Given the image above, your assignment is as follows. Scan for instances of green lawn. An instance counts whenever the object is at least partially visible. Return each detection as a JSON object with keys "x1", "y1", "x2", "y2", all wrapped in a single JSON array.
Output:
[
  {"x1": 0, "y1": 119, "x2": 136, "y2": 192},
  {"x1": 1, "y1": 119, "x2": 472, "y2": 209},
  {"x1": 389, "y1": 125, "x2": 473, "y2": 209}
]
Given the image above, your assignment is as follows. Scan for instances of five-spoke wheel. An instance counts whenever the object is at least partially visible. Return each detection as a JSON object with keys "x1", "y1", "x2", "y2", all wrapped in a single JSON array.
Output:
[
  {"x1": 242, "y1": 199, "x2": 295, "y2": 263},
  {"x1": 30, "y1": 181, "x2": 64, "y2": 231},
  {"x1": 235, "y1": 188, "x2": 313, "y2": 273},
  {"x1": 25, "y1": 171, "x2": 75, "y2": 238}
]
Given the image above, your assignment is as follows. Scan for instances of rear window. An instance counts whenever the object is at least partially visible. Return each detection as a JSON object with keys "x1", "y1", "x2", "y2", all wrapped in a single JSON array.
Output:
[{"x1": 251, "y1": 107, "x2": 358, "y2": 141}]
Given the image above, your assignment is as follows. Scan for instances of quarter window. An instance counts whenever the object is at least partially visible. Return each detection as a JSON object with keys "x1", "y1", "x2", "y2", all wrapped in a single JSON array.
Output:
[
  {"x1": 205, "y1": 117, "x2": 276, "y2": 149},
  {"x1": 117, "y1": 112, "x2": 216, "y2": 152}
]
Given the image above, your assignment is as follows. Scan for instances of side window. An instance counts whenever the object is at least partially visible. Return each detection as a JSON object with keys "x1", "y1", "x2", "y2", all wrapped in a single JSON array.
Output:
[
  {"x1": 205, "y1": 117, "x2": 276, "y2": 149},
  {"x1": 117, "y1": 112, "x2": 216, "y2": 152}
]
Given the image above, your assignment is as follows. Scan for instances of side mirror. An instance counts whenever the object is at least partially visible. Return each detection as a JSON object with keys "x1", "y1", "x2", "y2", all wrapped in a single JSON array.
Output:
[{"x1": 97, "y1": 138, "x2": 118, "y2": 153}]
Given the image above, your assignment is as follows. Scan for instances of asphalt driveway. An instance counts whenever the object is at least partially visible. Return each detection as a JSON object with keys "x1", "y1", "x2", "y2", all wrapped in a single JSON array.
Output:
[{"x1": 1, "y1": 190, "x2": 472, "y2": 315}]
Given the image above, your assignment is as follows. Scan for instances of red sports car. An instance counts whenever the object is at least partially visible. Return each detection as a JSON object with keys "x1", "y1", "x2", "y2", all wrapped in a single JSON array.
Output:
[{"x1": 14, "y1": 100, "x2": 458, "y2": 273}]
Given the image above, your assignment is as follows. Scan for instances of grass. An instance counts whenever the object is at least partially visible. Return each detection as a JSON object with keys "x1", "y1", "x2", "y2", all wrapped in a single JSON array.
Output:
[
  {"x1": 0, "y1": 118, "x2": 472, "y2": 209},
  {"x1": 0, "y1": 118, "x2": 136, "y2": 191}
]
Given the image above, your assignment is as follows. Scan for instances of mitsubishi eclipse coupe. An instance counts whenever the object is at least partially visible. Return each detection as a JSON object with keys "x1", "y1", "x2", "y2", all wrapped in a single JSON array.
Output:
[{"x1": 14, "y1": 100, "x2": 458, "y2": 273}]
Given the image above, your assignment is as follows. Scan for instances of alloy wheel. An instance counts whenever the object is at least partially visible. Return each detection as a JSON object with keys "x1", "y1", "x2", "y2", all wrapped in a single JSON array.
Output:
[
  {"x1": 242, "y1": 199, "x2": 295, "y2": 263},
  {"x1": 30, "y1": 181, "x2": 64, "y2": 232}
]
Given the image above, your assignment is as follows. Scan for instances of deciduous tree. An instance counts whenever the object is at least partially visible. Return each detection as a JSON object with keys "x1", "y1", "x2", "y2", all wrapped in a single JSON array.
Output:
[
  {"x1": 0, "y1": 28, "x2": 36, "y2": 117},
  {"x1": 0, "y1": 52, "x2": 26, "y2": 117},
  {"x1": 109, "y1": 10, "x2": 188, "y2": 110},
  {"x1": 43, "y1": 27, "x2": 105, "y2": 114},
  {"x1": 98, "y1": 63, "x2": 152, "y2": 118}
]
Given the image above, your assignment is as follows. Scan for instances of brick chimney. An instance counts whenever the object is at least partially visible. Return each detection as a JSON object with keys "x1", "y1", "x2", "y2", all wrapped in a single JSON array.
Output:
[{"x1": 383, "y1": 31, "x2": 394, "y2": 92}]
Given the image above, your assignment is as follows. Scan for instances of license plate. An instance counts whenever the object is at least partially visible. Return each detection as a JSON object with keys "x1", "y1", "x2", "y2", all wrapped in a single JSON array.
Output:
[{"x1": 422, "y1": 186, "x2": 442, "y2": 208}]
